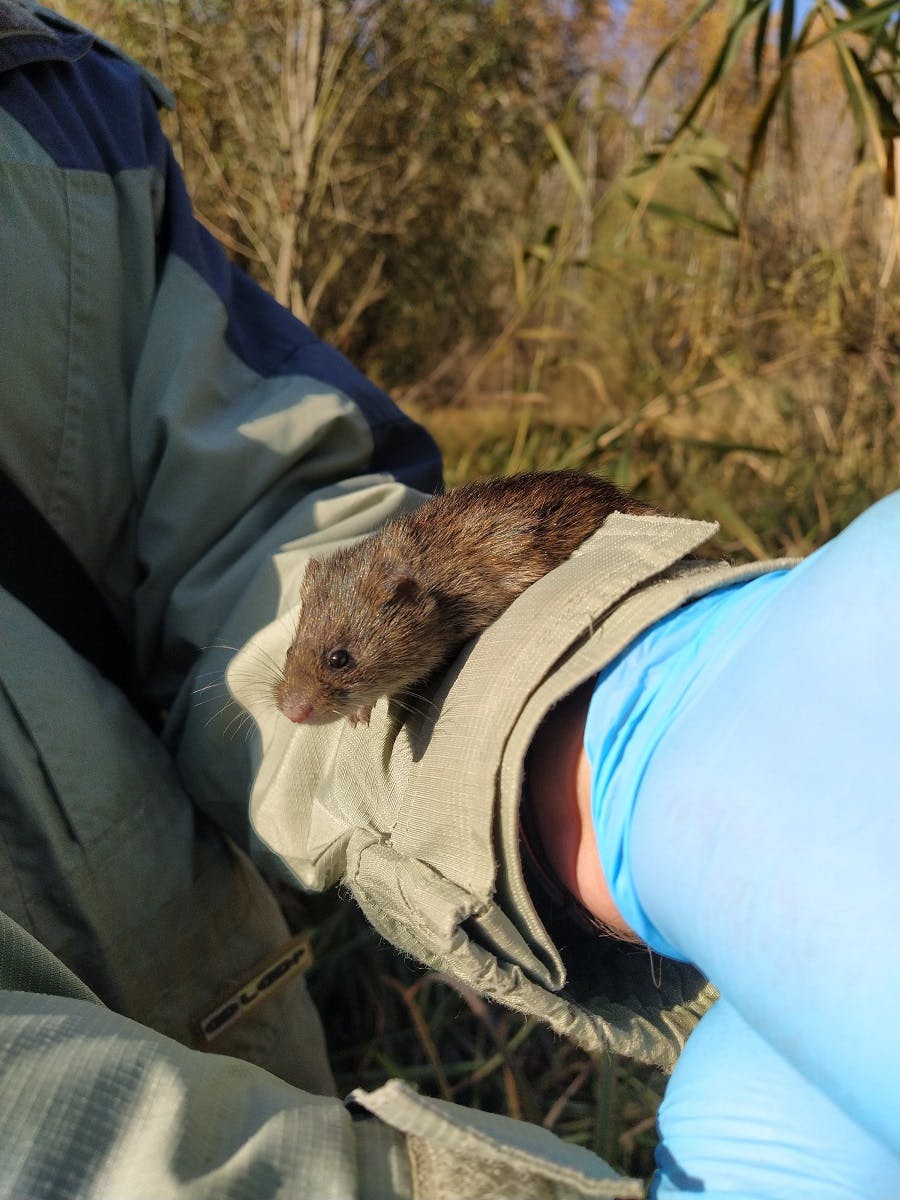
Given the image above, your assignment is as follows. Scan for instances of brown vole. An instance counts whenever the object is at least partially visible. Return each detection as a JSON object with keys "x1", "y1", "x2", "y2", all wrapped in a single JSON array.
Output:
[{"x1": 274, "y1": 470, "x2": 656, "y2": 726}]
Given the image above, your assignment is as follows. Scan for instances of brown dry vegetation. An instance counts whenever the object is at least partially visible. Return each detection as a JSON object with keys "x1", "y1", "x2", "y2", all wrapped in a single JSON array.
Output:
[{"x1": 61, "y1": 0, "x2": 899, "y2": 1182}]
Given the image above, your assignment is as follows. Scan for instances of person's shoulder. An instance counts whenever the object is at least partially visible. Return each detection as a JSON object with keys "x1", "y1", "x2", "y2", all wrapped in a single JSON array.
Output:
[
  {"x1": 0, "y1": 2, "x2": 173, "y2": 110},
  {"x1": 0, "y1": 3, "x2": 174, "y2": 174}
]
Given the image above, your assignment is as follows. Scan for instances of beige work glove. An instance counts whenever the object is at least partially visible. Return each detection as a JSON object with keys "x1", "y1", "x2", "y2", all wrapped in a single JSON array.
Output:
[{"x1": 234, "y1": 512, "x2": 795, "y2": 1069}]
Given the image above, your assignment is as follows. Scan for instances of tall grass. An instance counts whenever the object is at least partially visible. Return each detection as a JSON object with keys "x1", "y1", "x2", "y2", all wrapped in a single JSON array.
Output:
[{"x1": 403, "y1": 107, "x2": 898, "y2": 560}]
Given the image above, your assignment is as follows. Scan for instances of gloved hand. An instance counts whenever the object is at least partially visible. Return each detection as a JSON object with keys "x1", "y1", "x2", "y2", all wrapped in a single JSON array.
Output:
[
  {"x1": 585, "y1": 492, "x2": 900, "y2": 1190},
  {"x1": 651, "y1": 998, "x2": 900, "y2": 1200},
  {"x1": 233, "y1": 509, "x2": 728, "y2": 1068}
]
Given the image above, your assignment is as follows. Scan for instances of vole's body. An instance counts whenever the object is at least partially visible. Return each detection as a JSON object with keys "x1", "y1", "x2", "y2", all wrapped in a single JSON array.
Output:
[{"x1": 275, "y1": 471, "x2": 656, "y2": 726}]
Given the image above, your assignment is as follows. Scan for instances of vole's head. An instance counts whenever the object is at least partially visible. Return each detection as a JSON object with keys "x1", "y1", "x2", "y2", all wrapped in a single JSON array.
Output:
[{"x1": 274, "y1": 538, "x2": 445, "y2": 726}]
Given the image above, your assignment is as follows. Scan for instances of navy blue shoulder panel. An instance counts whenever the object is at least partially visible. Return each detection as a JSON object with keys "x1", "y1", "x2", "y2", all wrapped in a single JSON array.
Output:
[
  {"x1": 0, "y1": 14, "x2": 442, "y2": 494},
  {"x1": 230, "y1": 269, "x2": 442, "y2": 490},
  {"x1": 0, "y1": 16, "x2": 168, "y2": 173},
  {"x1": 158, "y1": 146, "x2": 442, "y2": 492}
]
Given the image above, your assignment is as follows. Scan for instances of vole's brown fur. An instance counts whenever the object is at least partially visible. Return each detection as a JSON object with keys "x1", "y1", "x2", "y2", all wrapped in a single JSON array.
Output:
[{"x1": 274, "y1": 471, "x2": 657, "y2": 726}]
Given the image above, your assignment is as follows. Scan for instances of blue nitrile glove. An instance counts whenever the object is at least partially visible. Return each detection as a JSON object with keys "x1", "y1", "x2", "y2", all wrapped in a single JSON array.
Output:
[
  {"x1": 585, "y1": 492, "x2": 900, "y2": 1192},
  {"x1": 651, "y1": 997, "x2": 900, "y2": 1200}
]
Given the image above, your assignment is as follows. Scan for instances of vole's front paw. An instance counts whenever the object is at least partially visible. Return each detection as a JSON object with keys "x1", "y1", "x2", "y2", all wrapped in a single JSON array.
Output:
[{"x1": 350, "y1": 705, "x2": 372, "y2": 727}]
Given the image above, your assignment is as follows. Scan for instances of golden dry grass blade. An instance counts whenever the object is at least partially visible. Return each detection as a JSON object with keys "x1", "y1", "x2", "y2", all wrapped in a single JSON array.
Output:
[{"x1": 686, "y1": 482, "x2": 771, "y2": 560}]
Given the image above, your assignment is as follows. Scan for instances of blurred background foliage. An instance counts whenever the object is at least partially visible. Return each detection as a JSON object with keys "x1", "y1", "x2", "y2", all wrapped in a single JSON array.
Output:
[
  {"x1": 63, "y1": 0, "x2": 899, "y2": 560},
  {"x1": 60, "y1": 0, "x2": 899, "y2": 1181}
]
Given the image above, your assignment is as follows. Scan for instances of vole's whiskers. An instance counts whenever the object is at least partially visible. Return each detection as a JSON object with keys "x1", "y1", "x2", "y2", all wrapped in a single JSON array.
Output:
[
  {"x1": 402, "y1": 685, "x2": 441, "y2": 714},
  {"x1": 192, "y1": 664, "x2": 274, "y2": 711},
  {"x1": 391, "y1": 690, "x2": 441, "y2": 724},
  {"x1": 193, "y1": 664, "x2": 230, "y2": 681},
  {"x1": 190, "y1": 631, "x2": 292, "y2": 738},
  {"x1": 191, "y1": 660, "x2": 234, "y2": 715},
  {"x1": 199, "y1": 637, "x2": 286, "y2": 685},
  {"x1": 221, "y1": 705, "x2": 257, "y2": 743},
  {"x1": 203, "y1": 698, "x2": 238, "y2": 730},
  {"x1": 227, "y1": 649, "x2": 284, "y2": 706},
  {"x1": 191, "y1": 678, "x2": 230, "y2": 702},
  {"x1": 242, "y1": 638, "x2": 287, "y2": 679},
  {"x1": 194, "y1": 693, "x2": 235, "y2": 713}
]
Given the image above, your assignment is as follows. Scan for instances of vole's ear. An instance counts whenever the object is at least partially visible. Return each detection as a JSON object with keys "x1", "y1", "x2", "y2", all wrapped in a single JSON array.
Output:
[{"x1": 380, "y1": 559, "x2": 419, "y2": 604}]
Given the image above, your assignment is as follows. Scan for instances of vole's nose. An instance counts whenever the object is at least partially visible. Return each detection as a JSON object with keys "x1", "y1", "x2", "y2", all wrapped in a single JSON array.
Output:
[{"x1": 282, "y1": 698, "x2": 313, "y2": 724}]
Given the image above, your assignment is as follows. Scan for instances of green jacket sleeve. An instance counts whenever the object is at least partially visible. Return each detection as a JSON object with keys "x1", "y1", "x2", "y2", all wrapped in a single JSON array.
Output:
[
  {"x1": 0, "y1": 3, "x2": 440, "y2": 844},
  {"x1": 0, "y1": 988, "x2": 639, "y2": 1200}
]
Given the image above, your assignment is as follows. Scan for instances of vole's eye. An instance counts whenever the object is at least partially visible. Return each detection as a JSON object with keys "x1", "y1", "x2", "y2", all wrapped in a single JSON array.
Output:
[{"x1": 326, "y1": 648, "x2": 352, "y2": 670}]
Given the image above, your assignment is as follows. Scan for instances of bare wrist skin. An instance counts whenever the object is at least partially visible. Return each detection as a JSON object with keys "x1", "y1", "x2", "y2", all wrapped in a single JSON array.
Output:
[{"x1": 526, "y1": 681, "x2": 634, "y2": 939}]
